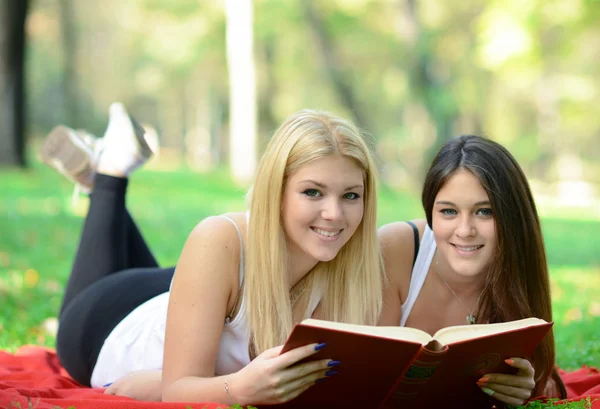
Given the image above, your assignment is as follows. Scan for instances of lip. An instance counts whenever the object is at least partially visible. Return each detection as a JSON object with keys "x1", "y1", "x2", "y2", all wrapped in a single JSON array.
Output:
[
  {"x1": 311, "y1": 227, "x2": 343, "y2": 241},
  {"x1": 450, "y1": 243, "x2": 484, "y2": 256}
]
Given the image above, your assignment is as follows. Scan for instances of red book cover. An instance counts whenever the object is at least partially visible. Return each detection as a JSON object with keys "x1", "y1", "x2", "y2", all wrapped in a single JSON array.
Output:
[
  {"x1": 276, "y1": 322, "x2": 424, "y2": 408},
  {"x1": 381, "y1": 321, "x2": 553, "y2": 408},
  {"x1": 273, "y1": 318, "x2": 552, "y2": 409}
]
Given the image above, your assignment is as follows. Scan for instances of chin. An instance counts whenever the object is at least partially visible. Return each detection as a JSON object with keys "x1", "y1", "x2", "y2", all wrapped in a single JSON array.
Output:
[
  {"x1": 311, "y1": 250, "x2": 340, "y2": 263},
  {"x1": 316, "y1": 254, "x2": 338, "y2": 262},
  {"x1": 451, "y1": 263, "x2": 487, "y2": 277}
]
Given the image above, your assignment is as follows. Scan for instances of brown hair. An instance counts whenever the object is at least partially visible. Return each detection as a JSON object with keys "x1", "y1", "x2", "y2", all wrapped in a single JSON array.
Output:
[{"x1": 422, "y1": 135, "x2": 565, "y2": 398}]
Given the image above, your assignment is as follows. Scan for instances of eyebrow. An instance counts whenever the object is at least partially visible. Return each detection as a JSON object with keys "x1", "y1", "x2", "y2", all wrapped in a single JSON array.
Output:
[
  {"x1": 299, "y1": 179, "x2": 364, "y2": 191},
  {"x1": 435, "y1": 200, "x2": 491, "y2": 206}
]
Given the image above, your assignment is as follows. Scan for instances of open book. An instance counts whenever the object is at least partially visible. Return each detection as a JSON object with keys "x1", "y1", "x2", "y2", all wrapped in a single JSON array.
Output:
[{"x1": 277, "y1": 318, "x2": 552, "y2": 409}]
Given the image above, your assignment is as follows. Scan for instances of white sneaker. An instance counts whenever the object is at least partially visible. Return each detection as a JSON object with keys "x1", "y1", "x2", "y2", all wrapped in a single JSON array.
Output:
[
  {"x1": 39, "y1": 126, "x2": 98, "y2": 194},
  {"x1": 98, "y1": 102, "x2": 153, "y2": 177}
]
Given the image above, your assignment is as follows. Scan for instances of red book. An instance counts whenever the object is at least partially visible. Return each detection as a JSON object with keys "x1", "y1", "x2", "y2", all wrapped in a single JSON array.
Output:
[{"x1": 276, "y1": 318, "x2": 553, "y2": 409}]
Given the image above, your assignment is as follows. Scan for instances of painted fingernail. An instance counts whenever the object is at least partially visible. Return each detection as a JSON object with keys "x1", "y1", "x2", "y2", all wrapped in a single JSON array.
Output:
[
  {"x1": 314, "y1": 342, "x2": 327, "y2": 351},
  {"x1": 481, "y1": 387, "x2": 495, "y2": 396},
  {"x1": 325, "y1": 370, "x2": 338, "y2": 376},
  {"x1": 103, "y1": 382, "x2": 113, "y2": 387},
  {"x1": 327, "y1": 360, "x2": 341, "y2": 367},
  {"x1": 477, "y1": 377, "x2": 489, "y2": 385},
  {"x1": 315, "y1": 378, "x2": 327, "y2": 383},
  {"x1": 505, "y1": 358, "x2": 515, "y2": 365}
]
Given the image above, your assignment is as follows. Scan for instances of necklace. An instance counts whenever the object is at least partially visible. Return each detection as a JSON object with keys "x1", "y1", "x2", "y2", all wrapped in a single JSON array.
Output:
[
  {"x1": 290, "y1": 275, "x2": 310, "y2": 307},
  {"x1": 435, "y1": 253, "x2": 482, "y2": 325}
]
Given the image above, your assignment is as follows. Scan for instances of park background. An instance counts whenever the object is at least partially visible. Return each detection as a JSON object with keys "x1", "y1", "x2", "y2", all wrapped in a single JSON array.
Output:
[{"x1": 0, "y1": 0, "x2": 599, "y2": 376}]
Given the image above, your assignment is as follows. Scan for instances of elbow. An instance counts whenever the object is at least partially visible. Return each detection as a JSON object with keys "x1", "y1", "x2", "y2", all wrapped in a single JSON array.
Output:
[{"x1": 161, "y1": 380, "x2": 178, "y2": 402}]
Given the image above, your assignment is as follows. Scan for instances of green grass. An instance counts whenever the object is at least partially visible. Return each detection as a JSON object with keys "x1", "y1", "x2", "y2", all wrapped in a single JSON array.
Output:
[
  {"x1": 517, "y1": 397, "x2": 598, "y2": 408},
  {"x1": 1, "y1": 158, "x2": 599, "y2": 408}
]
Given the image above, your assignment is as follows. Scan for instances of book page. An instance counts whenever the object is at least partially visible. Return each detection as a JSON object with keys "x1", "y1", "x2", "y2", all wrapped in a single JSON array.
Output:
[
  {"x1": 432, "y1": 317, "x2": 549, "y2": 345},
  {"x1": 301, "y1": 318, "x2": 432, "y2": 345}
]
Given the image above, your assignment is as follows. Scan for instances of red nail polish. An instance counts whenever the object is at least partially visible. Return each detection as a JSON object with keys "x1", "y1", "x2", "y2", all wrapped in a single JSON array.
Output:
[{"x1": 505, "y1": 359, "x2": 515, "y2": 365}]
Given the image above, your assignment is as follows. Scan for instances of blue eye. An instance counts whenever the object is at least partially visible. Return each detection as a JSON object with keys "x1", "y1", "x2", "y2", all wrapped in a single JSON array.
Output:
[
  {"x1": 302, "y1": 189, "x2": 322, "y2": 197},
  {"x1": 343, "y1": 192, "x2": 361, "y2": 200},
  {"x1": 476, "y1": 208, "x2": 493, "y2": 217},
  {"x1": 440, "y1": 209, "x2": 457, "y2": 216}
]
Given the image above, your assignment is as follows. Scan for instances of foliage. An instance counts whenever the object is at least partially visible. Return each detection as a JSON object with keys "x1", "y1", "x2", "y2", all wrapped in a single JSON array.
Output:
[
  {"x1": 22, "y1": 0, "x2": 600, "y2": 187},
  {"x1": 515, "y1": 396, "x2": 597, "y2": 408}
]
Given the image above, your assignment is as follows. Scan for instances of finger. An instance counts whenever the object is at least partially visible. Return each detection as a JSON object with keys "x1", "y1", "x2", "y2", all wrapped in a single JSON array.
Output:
[
  {"x1": 274, "y1": 342, "x2": 326, "y2": 368},
  {"x1": 278, "y1": 380, "x2": 315, "y2": 404},
  {"x1": 481, "y1": 372, "x2": 535, "y2": 389},
  {"x1": 276, "y1": 367, "x2": 333, "y2": 403},
  {"x1": 481, "y1": 387, "x2": 528, "y2": 407},
  {"x1": 482, "y1": 381, "x2": 532, "y2": 402},
  {"x1": 278, "y1": 358, "x2": 337, "y2": 384},
  {"x1": 505, "y1": 357, "x2": 535, "y2": 376}
]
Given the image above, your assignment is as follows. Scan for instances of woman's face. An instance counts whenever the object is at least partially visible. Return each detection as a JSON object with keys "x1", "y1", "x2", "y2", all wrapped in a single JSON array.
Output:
[
  {"x1": 281, "y1": 155, "x2": 365, "y2": 265},
  {"x1": 432, "y1": 169, "x2": 497, "y2": 278}
]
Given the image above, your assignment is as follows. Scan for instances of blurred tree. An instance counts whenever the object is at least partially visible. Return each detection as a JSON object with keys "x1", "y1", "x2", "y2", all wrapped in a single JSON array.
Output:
[
  {"x1": 58, "y1": 0, "x2": 79, "y2": 128},
  {"x1": 0, "y1": 0, "x2": 29, "y2": 167},
  {"x1": 302, "y1": 0, "x2": 371, "y2": 132},
  {"x1": 19, "y1": 0, "x2": 600, "y2": 190},
  {"x1": 403, "y1": 0, "x2": 458, "y2": 159},
  {"x1": 226, "y1": 0, "x2": 257, "y2": 184},
  {"x1": 257, "y1": 33, "x2": 278, "y2": 146}
]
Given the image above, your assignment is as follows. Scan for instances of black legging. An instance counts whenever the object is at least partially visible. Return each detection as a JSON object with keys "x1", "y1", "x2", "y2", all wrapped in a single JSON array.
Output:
[{"x1": 56, "y1": 174, "x2": 175, "y2": 386}]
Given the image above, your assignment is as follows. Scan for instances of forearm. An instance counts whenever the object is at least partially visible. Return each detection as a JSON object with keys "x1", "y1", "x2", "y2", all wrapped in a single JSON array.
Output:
[{"x1": 162, "y1": 373, "x2": 245, "y2": 406}]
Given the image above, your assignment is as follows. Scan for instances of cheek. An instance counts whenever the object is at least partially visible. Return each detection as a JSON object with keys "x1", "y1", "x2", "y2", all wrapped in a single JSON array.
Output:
[
  {"x1": 431, "y1": 216, "x2": 453, "y2": 241},
  {"x1": 480, "y1": 221, "x2": 497, "y2": 243},
  {"x1": 347, "y1": 202, "x2": 364, "y2": 227},
  {"x1": 282, "y1": 198, "x2": 315, "y2": 231},
  {"x1": 281, "y1": 196, "x2": 299, "y2": 231}
]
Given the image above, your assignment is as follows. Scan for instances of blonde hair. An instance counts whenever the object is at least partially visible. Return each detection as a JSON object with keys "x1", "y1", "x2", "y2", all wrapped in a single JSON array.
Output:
[{"x1": 245, "y1": 109, "x2": 383, "y2": 354}]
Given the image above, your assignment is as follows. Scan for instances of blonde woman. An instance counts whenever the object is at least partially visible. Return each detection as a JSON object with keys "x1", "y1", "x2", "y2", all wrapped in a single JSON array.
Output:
[{"x1": 52, "y1": 108, "x2": 384, "y2": 406}]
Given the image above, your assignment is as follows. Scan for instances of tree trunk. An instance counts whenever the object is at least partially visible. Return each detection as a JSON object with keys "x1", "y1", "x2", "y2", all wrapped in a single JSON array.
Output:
[
  {"x1": 0, "y1": 0, "x2": 29, "y2": 167},
  {"x1": 58, "y1": 0, "x2": 79, "y2": 128},
  {"x1": 402, "y1": 0, "x2": 457, "y2": 162},
  {"x1": 226, "y1": 0, "x2": 257, "y2": 185},
  {"x1": 301, "y1": 0, "x2": 371, "y2": 133},
  {"x1": 258, "y1": 35, "x2": 278, "y2": 148}
]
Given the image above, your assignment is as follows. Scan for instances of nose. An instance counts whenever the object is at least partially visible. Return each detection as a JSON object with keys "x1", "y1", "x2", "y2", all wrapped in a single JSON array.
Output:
[
  {"x1": 456, "y1": 214, "x2": 476, "y2": 238},
  {"x1": 322, "y1": 197, "x2": 343, "y2": 221}
]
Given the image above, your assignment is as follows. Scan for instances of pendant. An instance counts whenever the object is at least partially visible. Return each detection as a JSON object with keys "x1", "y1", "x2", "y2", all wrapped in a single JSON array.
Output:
[{"x1": 466, "y1": 314, "x2": 476, "y2": 325}]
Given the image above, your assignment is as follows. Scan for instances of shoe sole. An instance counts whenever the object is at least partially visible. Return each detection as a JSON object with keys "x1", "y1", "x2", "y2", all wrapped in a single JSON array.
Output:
[
  {"x1": 40, "y1": 126, "x2": 93, "y2": 181},
  {"x1": 128, "y1": 114, "x2": 154, "y2": 159}
]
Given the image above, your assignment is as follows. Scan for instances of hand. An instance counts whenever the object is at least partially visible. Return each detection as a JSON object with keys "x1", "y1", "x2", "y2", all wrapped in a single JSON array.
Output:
[
  {"x1": 478, "y1": 357, "x2": 536, "y2": 406},
  {"x1": 229, "y1": 342, "x2": 338, "y2": 405},
  {"x1": 104, "y1": 370, "x2": 163, "y2": 401}
]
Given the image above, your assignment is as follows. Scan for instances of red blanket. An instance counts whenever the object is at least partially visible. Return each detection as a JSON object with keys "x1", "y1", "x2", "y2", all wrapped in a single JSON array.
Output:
[
  {"x1": 1, "y1": 346, "x2": 599, "y2": 408},
  {"x1": 0, "y1": 346, "x2": 225, "y2": 409}
]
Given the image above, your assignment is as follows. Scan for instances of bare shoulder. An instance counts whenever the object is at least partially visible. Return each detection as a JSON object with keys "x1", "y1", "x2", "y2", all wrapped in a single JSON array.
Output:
[
  {"x1": 185, "y1": 213, "x2": 246, "y2": 255},
  {"x1": 173, "y1": 214, "x2": 245, "y2": 288},
  {"x1": 378, "y1": 219, "x2": 427, "y2": 263},
  {"x1": 377, "y1": 219, "x2": 428, "y2": 325}
]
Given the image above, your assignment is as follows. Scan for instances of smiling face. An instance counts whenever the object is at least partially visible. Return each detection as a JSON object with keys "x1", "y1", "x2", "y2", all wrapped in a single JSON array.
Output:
[
  {"x1": 281, "y1": 155, "x2": 365, "y2": 266},
  {"x1": 431, "y1": 169, "x2": 497, "y2": 278}
]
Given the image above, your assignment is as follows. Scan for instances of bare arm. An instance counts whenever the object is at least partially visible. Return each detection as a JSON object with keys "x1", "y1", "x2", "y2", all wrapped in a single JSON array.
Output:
[
  {"x1": 161, "y1": 216, "x2": 336, "y2": 406},
  {"x1": 161, "y1": 216, "x2": 240, "y2": 403}
]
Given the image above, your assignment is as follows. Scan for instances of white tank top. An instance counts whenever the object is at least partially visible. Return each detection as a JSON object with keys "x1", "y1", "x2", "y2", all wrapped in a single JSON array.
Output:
[
  {"x1": 90, "y1": 215, "x2": 322, "y2": 388},
  {"x1": 399, "y1": 225, "x2": 436, "y2": 327}
]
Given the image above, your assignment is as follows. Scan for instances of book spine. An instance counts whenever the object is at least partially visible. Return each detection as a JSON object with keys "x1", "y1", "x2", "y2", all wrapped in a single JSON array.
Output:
[{"x1": 378, "y1": 346, "x2": 447, "y2": 409}]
